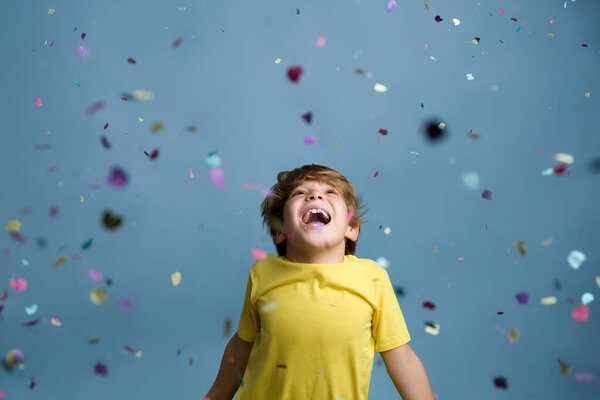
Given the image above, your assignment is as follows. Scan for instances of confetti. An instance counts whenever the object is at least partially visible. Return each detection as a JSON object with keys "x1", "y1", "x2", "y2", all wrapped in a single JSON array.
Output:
[
  {"x1": 120, "y1": 299, "x2": 133, "y2": 311},
  {"x1": 107, "y1": 167, "x2": 128, "y2": 189},
  {"x1": 172, "y1": 37, "x2": 183, "y2": 48},
  {"x1": 35, "y1": 98, "x2": 42, "y2": 107},
  {"x1": 554, "y1": 153, "x2": 574, "y2": 164},
  {"x1": 493, "y1": 376, "x2": 508, "y2": 389},
  {"x1": 461, "y1": 172, "x2": 480, "y2": 190},
  {"x1": 88, "y1": 268, "x2": 103, "y2": 281},
  {"x1": 452, "y1": 18, "x2": 460, "y2": 26},
  {"x1": 94, "y1": 362, "x2": 108, "y2": 376},
  {"x1": 9, "y1": 278, "x2": 27, "y2": 293},
  {"x1": 567, "y1": 250, "x2": 586, "y2": 269},
  {"x1": 127, "y1": 58, "x2": 136, "y2": 64},
  {"x1": 48, "y1": 9, "x2": 55, "y2": 14},
  {"x1": 466, "y1": 73, "x2": 475, "y2": 80},
  {"x1": 303, "y1": 134, "x2": 317, "y2": 145},
  {"x1": 25, "y1": 304, "x2": 37, "y2": 315},
  {"x1": 516, "y1": 292, "x2": 529, "y2": 305},
  {"x1": 373, "y1": 171, "x2": 379, "y2": 178},
  {"x1": 373, "y1": 83, "x2": 388, "y2": 92},
  {"x1": 540, "y1": 296, "x2": 557, "y2": 305},
  {"x1": 423, "y1": 119, "x2": 448, "y2": 142},
  {"x1": 90, "y1": 288, "x2": 108, "y2": 305},
  {"x1": 171, "y1": 272, "x2": 182, "y2": 286},
  {"x1": 481, "y1": 190, "x2": 492, "y2": 200},
  {"x1": 287, "y1": 65, "x2": 303, "y2": 82},
  {"x1": 5, "y1": 220, "x2": 21, "y2": 232},
  {"x1": 434, "y1": 15, "x2": 443, "y2": 22},
  {"x1": 387, "y1": 0, "x2": 397, "y2": 12},
  {"x1": 378, "y1": 128, "x2": 388, "y2": 136},
  {"x1": 581, "y1": 292, "x2": 594, "y2": 305},
  {"x1": 251, "y1": 249, "x2": 268, "y2": 260},
  {"x1": 50, "y1": 317, "x2": 62, "y2": 326},
  {"x1": 301, "y1": 112, "x2": 312, "y2": 124},
  {"x1": 210, "y1": 167, "x2": 226, "y2": 189},
  {"x1": 316, "y1": 36, "x2": 326, "y2": 47},
  {"x1": 77, "y1": 44, "x2": 90, "y2": 58},
  {"x1": 571, "y1": 304, "x2": 589, "y2": 323},
  {"x1": 516, "y1": 240, "x2": 527, "y2": 256}
]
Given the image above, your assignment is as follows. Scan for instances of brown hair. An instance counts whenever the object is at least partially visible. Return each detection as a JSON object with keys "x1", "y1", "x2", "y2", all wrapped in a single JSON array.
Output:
[{"x1": 260, "y1": 164, "x2": 369, "y2": 257}]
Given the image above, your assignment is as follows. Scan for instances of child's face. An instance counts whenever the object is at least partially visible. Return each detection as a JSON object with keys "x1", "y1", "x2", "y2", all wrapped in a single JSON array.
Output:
[{"x1": 274, "y1": 180, "x2": 359, "y2": 260}]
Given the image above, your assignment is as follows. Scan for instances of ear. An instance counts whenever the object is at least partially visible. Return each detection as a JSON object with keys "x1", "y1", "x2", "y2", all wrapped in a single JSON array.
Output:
[
  {"x1": 274, "y1": 230, "x2": 286, "y2": 244},
  {"x1": 345, "y1": 224, "x2": 359, "y2": 242}
]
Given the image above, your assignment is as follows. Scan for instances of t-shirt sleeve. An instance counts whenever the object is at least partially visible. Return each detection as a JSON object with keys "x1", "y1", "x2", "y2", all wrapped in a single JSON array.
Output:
[
  {"x1": 236, "y1": 272, "x2": 261, "y2": 343},
  {"x1": 372, "y1": 269, "x2": 411, "y2": 352}
]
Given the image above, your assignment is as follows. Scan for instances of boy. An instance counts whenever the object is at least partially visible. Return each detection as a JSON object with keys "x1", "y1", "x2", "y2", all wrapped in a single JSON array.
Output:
[{"x1": 204, "y1": 164, "x2": 434, "y2": 400}]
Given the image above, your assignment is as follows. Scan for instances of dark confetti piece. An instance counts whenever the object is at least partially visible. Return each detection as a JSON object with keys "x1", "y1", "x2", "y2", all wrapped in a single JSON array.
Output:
[
  {"x1": 516, "y1": 292, "x2": 529, "y2": 305},
  {"x1": 0, "y1": 291, "x2": 7, "y2": 301},
  {"x1": 94, "y1": 362, "x2": 108, "y2": 376},
  {"x1": 172, "y1": 37, "x2": 183, "y2": 48},
  {"x1": 29, "y1": 378, "x2": 36, "y2": 389},
  {"x1": 0, "y1": 305, "x2": 4, "y2": 314},
  {"x1": 107, "y1": 167, "x2": 128, "y2": 189},
  {"x1": 422, "y1": 118, "x2": 448, "y2": 142},
  {"x1": 422, "y1": 301, "x2": 436, "y2": 310},
  {"x1": 581, "y1": 44, "x2": 588, "y2": 47},
  {"x1": 510, "y1": 18, "x2": 518, "y2": 22},
  {"x1": 9, "y1": 231, "x2": 27, "y2": 243},
  {"x1": 516, "y1": 240, "x2": 526, "y2": 256},
  {"x1": 102, "y1": 210, "x2": 123, "y2": 230},
  {"x1": 81, "y1": 32, "x2": 86, "y2": 39},
  {"x1": 287, "y1": 65, "x2": 303, "y2": 82},
  {"x1": 104, "y1": 123, "x2": 108, "y2": 130},
  {"x1": 493, "y1": 376, "x2": 508, "y2": 389},
  {"x1": 434, "y1": 15, "x2": 443, "y2": 22},
  {"x1": 497, "y1": 311, "x2": 504, "y2": 315},
  {"x1": 105, "y1": 277, "x2": 113, "y2": 286},
  {"x1": 86, "y1": 101, "x2": 105, "y2": 115},
  {"x1": 301, "y1": 112, "x2": 312, "y2": 124},
  {"x1": 144, "y1": 148, "x2": 159, "y2": 159},
  {"x1": 101, "y1": 136, "x2": 111, "y2": 149},
  {"x1": 127, "y1": 57, "x2": 136, "y2": 64},
  {"x1": 475, "y1": 37, "x2": 481, "y2": 42},
  {"x1": 393, "y1": 285, "x2": 405, "y2": 297},
  {"x1": 296, "y1": 9, "x2": 300, "y2": 15},
  {"x1": 88, "y1": 337, "x2": 101, "y2": 345},
  {"x1": 82, "y1": 238, "x2": 93, "y2": 250},
  {"x1": 50, "y1": 205, "x2": 59, "y2": 216},
  {"x1": 23, "y1": 319, "x2": 40, "y2": 327},
  {"x1": 553, "y1": 164, "x2": 568, "y2": 175},
  {"x1": 482, "y1": 190, "x2": 492, "y2": 200},
  {"x1": 378, "y1": 128, "x2": 388, "y2": 136},
  {"x1": 554, "y1": 279, "x2": 561, "y2": 291}
]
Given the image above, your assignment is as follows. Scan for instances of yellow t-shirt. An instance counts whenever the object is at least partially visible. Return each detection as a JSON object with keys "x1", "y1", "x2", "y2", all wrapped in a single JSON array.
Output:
[{"x1": 236, "y1": 253, "x2": 411, "y2": 400}]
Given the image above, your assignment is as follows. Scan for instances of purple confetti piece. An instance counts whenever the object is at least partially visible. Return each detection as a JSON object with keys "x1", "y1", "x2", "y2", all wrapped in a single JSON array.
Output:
[
  {"x1": 94, "y1": 362, "x2": 108, "y2": 376},
  {"x1": 260, "y1": 188, "x2": 273, "y2": 197},
  {"x1": 574, "y1": 373, "x2": 594, "y2": 382},
  {"x1": 107, "y1": 167, "x2": 128, "y2": 189},
  {"x1": 303, "y1": 134, "x2": 317, "y2": 145},
  {"x1": 120, "y1": 299, "x2": 133, "y2": 311},
  {"x1": 516, "y1": 292, "x2": 529, "y2": 305},
  {"x1": 23, "y1": 319, "x2": 40, "y2": 327},
  {"x1": 29, "y1": 378, "x2": 36, "y2": 389},
  {"x1": 482, "y1": 190, "x2": 492, "y2": 200},
  {"x1": 86, "y1": 101, "x2": 105, "y2": 115},
  {"x1": 77, "y1": 44, "x2": 90, "y2": 58},
  {"x1": 387, "y1": 0, "x2": 397, "y2": 12},
  {"x1": 435, "y1": 15, "x2": 443, "y2": 22},
  {"x1": 0, "y1": 305, "x2": 4, "y2": 314},
  {"x1": 81, "y1": 32, "x2": 86, "y2": 39},
  {"x1": 88, "y1": 268, "x2": 103, "y2": 281},
  {"x1": 210, "y1": 167, "x2": 226, "y2": 189},
  {"x1": 101, "y1": 136, "x2": 111, "y2": 149},
  {"x1": 172, "y1": 37, "x2": 183, "y2": 48},
  {"x1": 301, "y1": 112, "x2": 312, "y2": 124}
]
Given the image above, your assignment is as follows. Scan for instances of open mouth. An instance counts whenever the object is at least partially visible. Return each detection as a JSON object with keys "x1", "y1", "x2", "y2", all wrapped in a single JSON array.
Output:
[{"x1": 300, "y1": 208, "x2": 332, "y2": 228}]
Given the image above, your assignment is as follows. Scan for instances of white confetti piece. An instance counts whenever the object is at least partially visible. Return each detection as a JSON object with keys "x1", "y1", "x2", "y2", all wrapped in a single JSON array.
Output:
[
  {"x1": 567, "y1": 250, "x2": 586, "y2": 270},
  {"x1": 466, "y1": 73, "x2": 475, "y2": 80},
  {"x1": 554, "y1": 153, "x2": 574, "y2": 164},
  {"x1": 452, "y1": 18, "x2": 460, "y2": 26},
  {"x1": 581, "y1": 292, "x2": 594, "y2": 305},
  {"x1": 374, "y1": 83, "x2": 388, "y2": 93}
]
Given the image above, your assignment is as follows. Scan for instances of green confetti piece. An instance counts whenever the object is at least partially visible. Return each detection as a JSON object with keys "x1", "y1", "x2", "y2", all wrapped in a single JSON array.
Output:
[
  {"x1": 296, "y1": 8, "x2": 300, "y2": 15},
  {"x1": 516, "y1": 26, "x2": 521, "y2": 32},
  {"x1": 82, "y1": 238, "x2": 93, "y2": 250},
  {"x1": 74, "y1": 80, "x2": 81, "y2": 87}
]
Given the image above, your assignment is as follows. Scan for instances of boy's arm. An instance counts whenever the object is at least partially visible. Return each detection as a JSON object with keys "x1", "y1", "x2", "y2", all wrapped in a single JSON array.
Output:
[
  {"x1": 380, "y1": 343, "x2": 434, "y2": 400},
  {"x1": 204, "y1": 332, "x2": 254, "y2": 400}
]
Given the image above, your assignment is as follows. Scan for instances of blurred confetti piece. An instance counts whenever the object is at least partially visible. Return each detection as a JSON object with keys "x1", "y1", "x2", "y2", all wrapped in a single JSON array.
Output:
[
  {"x1": 378, "y1": 128, "x2": 388, "y2": 136},
  {"x1": 50, "y1": 318, "x2": 62, "y2": 326},
  {"x1": 374, "y1": 83, "x2": 388, "y2": 92},
  {"x1": 94, "y1": 362, "x2": 108, "y2": 376},
  {"x1": 287, "y1": 65, "x2": 303, "y2": 82},
  {"x1": 461, "y1": 172, "x2": 480, "y2": 190},
  {"x1": 482, "y1": 190, "x2": 492, "y2": 200},
  {"x1": 508, "y1": 328, "x2": 519, "y2": 343},
  {"x1": 90, "y1": 287, "x2": 108, "y2": 305},
  {"x1": 132, "y1": 90, "x2": 154, "y2": 100},
  {"x1": 5, "y1": 220, "x2": 21, "y2": 232},
  {"x1": 585, "y1": 92, "x2": 590, "y2": 97},
  {"x1": 493, "y1": 377, "x2": 508, "y2": 389},
  {"x1": 107, "y1": 166, "x2": 128, "y2": 189},
  {"x1": 209, "y1": 167, "x2": 226, "y2": 189},
  {"x1": 205, "y1": 152, "x2": 221, "y2": 167},
  {"x1": 88, "y1": 268, "x2": 103, "y2": 281},
  {"x1": 120, "y1": 299, "x2": 133, "y2": 310},
  {"x1": 151, "y1": 122, "x2": 165, "y2": 133},
  {"x1": 567, "y1": 250, "x2": 586, "y2": 269},
  {"x1": 540, "y1": 296, "x2": 557, "y2": 305},
  {"x1": 25, "y1": 304, "x2": 37, "y2": 315},
  {"x1": 452, "y1": 18, "x2": 460, "y2": 26},
  {"x1": 301, "y1": 112, "x2": 312, "y2": 124},
  {"x1": 77, "y1": 44, "x2": 90, "y2": 58},
  {"x1": 466, "y1": 73, "x2": 475, "y2": 80},
  {"x1": 541, "y1": 167, "x2": 554, "y2": 176},
  {"x1": 171, "y1": 271, "x2": 182, "y2": 286},
  {"x1": 554, "y1": 153, "x2": 574, "y2": 164},
  {"x1": 424, "y1": 322, "x2": 440, "y2": 335},
  {"x1": 48, "y1": 8, "x2": 56, "y2": 14},
  {"x1": 251, "y1": 249, "x2": 267, "y2": 260},
  {"x1": 596, "y1": 276, "x2": 600, "y2": 289},
  {"x1": 516, "y1": 292, "x2": 529, "y2": 305},
  {"x1": 189, "y1": 168, "x2": 194, "y2": 179},
  {"x1": 82, "y1": 238, "x2": 93, "y2": 250},
  {"x1": 384, "y1": 227, "x2": 391, "y2": 235},
  {"x1": 172, "y1": 37, "x2": 183, "y2": 48},
  {"x1": 35, "y1": 98, "x2": 43, "y2": 107},
  {"x1": 387, "y1": 0, "x2": 397, "y2": 12},
  {"x1": 571, "y1": 304, "x2": 589, "y2": 323},
  {"x1": 53, "y1": 255, "x2": 67, "y2": 268},
  {"x1": 500, "y1": 8, "x2": 504, "y2": 14},
  {"x1": 574, "y1": 373, "x2": 594, "y2": 382},
  {"x1": 127, "y1": 57, "x2": 136, "y2": 64},
  {"x1": 316, "y1": 36, "x2": 326, "y2": 47},
  {"x1": 9, "y1": 278, "x2": 27, "y2": 293},
  {"x1": 375, "y1": 257, "x2": 389, "y2": 269},
  {"x1": 516, "y1": 240, "x2": 527, "y2": 256},
  {"x1": 581, "y1": 292, "x2": 594, "y2": 305},
  {"x1": 303, "y1": 134, "x2": 317, "y2": 145},
  {"x1": 542, "y1": 238, "x2": 553, "y2": 246}
]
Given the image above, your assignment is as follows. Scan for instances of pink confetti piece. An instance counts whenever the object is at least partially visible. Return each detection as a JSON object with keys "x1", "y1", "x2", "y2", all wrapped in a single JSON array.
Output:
[
  {"x1": 0, "y1": 390, "x2": 5, "y2": 398},
  {"x1": 189, "y1": 168, "x2": 194, "y2": 179},
  {"x1": 571, "y1": 304, "x2": 589, "y2": 322},
  {"x1": 77, "y1": 44, "x2": 90, "y2": 58},
  {"x1": 374, "y1": 171, "x2": 379, "y2": 178},
  {"x1": 574, "y1": 373, "x2": 594, "y2": 382},
  {"x1": 35, "y1": 98, "x2": 42, "y2": 107},
  {"x1": 458, "y1": 257, "x2": 465, "y2": 261},
  {"x1": 88, "y1": 268, "x2": 103, "y2": 281},
  {"x1": 500, "y1": 8, "x2": 505, "y2": 14},
  {"x1": 316, "y1": 36, "x2": 326, "y2": 47},
  {"x1": 9, "y1": 278, "x2": 27, "y2": 292},
  {"x1": 209, "y1": 167, "x2": 226, "y2": 189},
  {"x1": 387, "y1": 0, "x2": 397, "y2": 12},
  {"x1": 251, "y1": 249, "x2": 267, "y2": 260},
  {"x1": 303, "y1": 134, "x2": 317, "y2": 145},
  {"x1": 120, "y1": 299, "x2": 133, "y2": 311},
  {"x1": 346, "y1": 211, "x2": 354, "y2": 223},
  {"x1": 549, "y1": 19, "x2": 554, "y2": 24},
  {"x1": 424, "y1": 43, "x2": 429, "y2": 49},
  {"x1": 242, "y1": 183, "x2": 262, "y2": 190}
]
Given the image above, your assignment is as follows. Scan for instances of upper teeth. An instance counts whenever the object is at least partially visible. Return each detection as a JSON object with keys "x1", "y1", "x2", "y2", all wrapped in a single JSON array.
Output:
[{"x1": 302, "y1": 208, "x2": 330, "y2": 223}]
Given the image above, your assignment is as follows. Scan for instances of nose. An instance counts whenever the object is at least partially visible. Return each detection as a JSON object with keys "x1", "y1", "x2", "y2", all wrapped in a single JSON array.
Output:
[{"x1": 307, "y1": 192, "x2": 323, "y2": 200}]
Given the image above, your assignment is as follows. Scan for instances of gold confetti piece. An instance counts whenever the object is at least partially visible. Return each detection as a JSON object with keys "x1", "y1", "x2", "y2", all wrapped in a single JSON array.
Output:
[
  {"x1": 384, "y1": 227, "x2": 391, "y2": 235},
  {"x1": 424, "y1": 1, "x2": 429, "y2": 11},
  {"x1": 596, "y1": 276, "x2": 600, "y2": 289},
  {"x1": 432, "y1": 246, "x2": 438, "y2": 253},
  {"x1": 546, "y1": 33, "x2": 554, "y2": 37},
  {"x1": 508, "y1": 328, "x2": 519, "y2": 341},
  {"x1": 516, "y1": 240, "x2": 527, "y2": 256},
  {"x1": 491, "y1": 85, "x2": 499, "y2": 92},
  {"x1": 559, "y1": 359, "x2": 571, "y2": 375},
  {"x1": 224, "y1": 318, "x2": 232, "y2": 337},
  {"x1": 585, "y1": 92, "x2": 590, "y2": 97},
  {"x1": 554, "y1": 153, "x2": 574, "y2": 164},
  {"x1": 374, "y1": 83, "x2": 388, "y2": 93},
  {"x1": 471, "y1": 39, "x2": 478, "y2": 44},
  {"x1": 53, "y1": 255, "x2": 67, "y2": 268},
  {"x1": 150, "y1": 122, "x2": 165, "y2": 133},
  {"x1": 133, "y1": 90, "x2": 154, "y2": 100},
  {"x1": 135, "y1": 351, "x2": 143, "y2": 358},
  {"x1": 5, "y1": 220, "x2": 21, "y2": 232},
  {"x1": 138, "y1": 117, "x2": 144, "y2": 122},
  {"x1": 542, "y1": 238, "x2": 554, "y2": 246},
  {"x1": 171, "y1": 271, "x2": 182, "y2": 286},
  {"x1": 410, "y1": 151, "x2": 420, "y2": 155},
  {"x1": 424, "y1": 322, "x2": 440, "y2": 335},
  {"x1": 48, "y1": 9, "x2": 56, "y2": 14},
  {"x1": 541, "y1": 296, "x2": 557, "y2": 305},
  {"x1": 88, "y1": 337, "x2": 101, "y2": 345},
  {"x1": 452, "y1": 18, "x2": 461, "y2": 26},
  {"x1": 438, "y1": 122, "x2": 446, "y2": 130},
  {"x1": 499, "y1": 40, "x2": 505, "y2": 44},
  {"x1": 80, "y1": 196, "x2": 84, "y2": 203},
  {"x1": 333, "y1": 143, "x2": 339, "y2": 148},
  {"x1": 50, "y1": 318, "x2": 62, "y2": 326},
  {"x1": 275, "y1": 58, "x2": 281, "y2": 64},
  {"x1": 90, "y1": 287, "x2": 108, "y2": 305}
]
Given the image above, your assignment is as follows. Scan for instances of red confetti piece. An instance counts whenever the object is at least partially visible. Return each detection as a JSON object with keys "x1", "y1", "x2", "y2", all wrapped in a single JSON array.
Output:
[
  {"x1": 422, "y1": 301, "x2": 436, "y2": 310},
  {"x1": 143, "y1": 148, "x2": 159, "y2": 159},
  {"x1": 127, "y1": 57, "x2": 136, "y2": 64},
  {"x1": 121, "y1": 97, "x2": 128, "y2": 101},
  {"x1": 0, "y1": 290, "x2": 8, "y2": 301},
  {"x1": 86, "y1": 101, "x2": 105, "y2": 115},
  {"x1": 474, "y1": 37, "x2": 481, "y2": 42},
  {"x1": 287, "y1": 65, "x2": 304, "y2": 82},
  {"x1": 378, "y1": 128, "x2": 388, "y2": 136},
  {"x1": 581, "y1": 44, "x2": 588, "y2": 47},
  {"x1": 103, "y1": 123, "x2": 108, "y2": 130},
  {"x1": 172, "y1": 37, "x2": 183, "y2": 48},
  {"x1": 510, "y1": 18, "x2": 518, "y2": 22},
  {"x1": 553, "y1": 164, "x2": 568, "y2": 175},
  {"x1": 374, "y1": 171, "x2": 379, "y2": 178},
  {"x1": 497, "y1": 311, "x2": 504, "y2": 315}
]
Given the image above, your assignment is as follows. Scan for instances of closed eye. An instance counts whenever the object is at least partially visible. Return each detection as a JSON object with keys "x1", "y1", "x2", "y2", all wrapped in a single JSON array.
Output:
[{"x1": 294, "y1": 190, "x2": 336, "y2": 196}]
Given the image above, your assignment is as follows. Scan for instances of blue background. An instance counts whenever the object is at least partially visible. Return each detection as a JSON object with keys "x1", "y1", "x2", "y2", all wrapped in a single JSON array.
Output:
[{"x1": 1, "y1": 0, "x2": 599, "y2": 399}]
